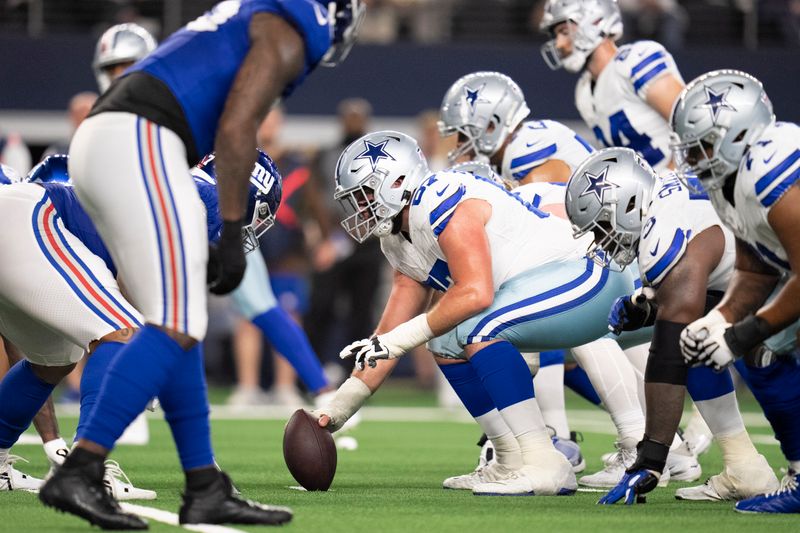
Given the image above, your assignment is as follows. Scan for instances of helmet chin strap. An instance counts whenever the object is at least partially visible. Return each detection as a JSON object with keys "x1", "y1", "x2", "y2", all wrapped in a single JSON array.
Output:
[
  {"x1": 562, "y1": 50, "x2": 587, "y2": 73},
  {"x1": 373, "y1": 218, "x2": 395, "y2": 239}
]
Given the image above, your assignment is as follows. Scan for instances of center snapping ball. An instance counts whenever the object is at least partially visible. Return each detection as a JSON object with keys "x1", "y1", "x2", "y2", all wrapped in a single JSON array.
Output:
[{"x1": 283, "y1": 409, "x2": 337, "y2": 491}]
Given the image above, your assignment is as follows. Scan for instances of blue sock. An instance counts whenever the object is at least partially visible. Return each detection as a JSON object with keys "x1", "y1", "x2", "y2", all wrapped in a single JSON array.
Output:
[
  {"x1": 252, "y1": 307, "x2": 328, "y2": 393},
  {"x1": 157, "y1": 343, "x2": 213, "y2": 470},
  {"x1": 76, "y1": 342, "x2": 124, "y2": 441},
  {"x1": 539, "y1": 350, "x2": 565, "y2": 367},
  {"x1": 564, "y1": 366, "x2": 602, "y2": 406},
  {"x1": 469, "y1": 341, "x2": 535, "y2": 410},
  {"x1": 686, "y1": 365, "x2": 734, "y2": 402},
  {"x1": 82, "y1": 325, "x2": 186, "y2": 450},
  {"x1": 439, "y1": 363, "x2": 495, "y2": 418},
  {"x1": 738, "y1": 358, "x2": 800, "y2": 461},
  {"x1": 0, "y1": 360, "x2": 55, "y2": 448}
]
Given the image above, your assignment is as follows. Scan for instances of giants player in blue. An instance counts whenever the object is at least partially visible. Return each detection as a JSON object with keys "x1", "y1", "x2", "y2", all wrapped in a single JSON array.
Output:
[
  {"x1": 40, "y1": 1, "x2": 364, "y2": 528},
  {"x1": 673, "y1": 70, "x2": 800, "y2": 513}
]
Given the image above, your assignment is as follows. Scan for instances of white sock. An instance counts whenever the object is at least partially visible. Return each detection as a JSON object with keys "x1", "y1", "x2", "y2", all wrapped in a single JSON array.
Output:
[
  {"x1": 497, "y1": 398, "x2": 560, "y2": 467},
  {"x1": 0, "y1": 448, "x2": 8, "y2": 466},
  {"x1": 694, "y1": 391, "x2": 746, "y2": 438},
  {"x1": 623, "y1": 343, "x2": 649, "y2": 413},
  {"x1": 532, "y1": 364, "x2": 570, "y2": 438},
  {"x1": 475, "y1": 409, "x2": 522, "y2": 468},
  {"x1": 571, "y1": 338, "x2": 645, "y2": 443},
  {"x1": 715, "y1": 431, "x2": 760, "y2": 464},
  {"x1": 43, "y1": 437, "x2": 70, "y2": 466}
]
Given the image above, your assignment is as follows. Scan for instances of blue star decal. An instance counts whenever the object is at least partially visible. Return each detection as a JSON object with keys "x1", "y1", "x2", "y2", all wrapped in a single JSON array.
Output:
[
  {"x1": 355, "y1": 139, "x2": 395, "y2": 171},
  {"x1": 579, "y1": 166, "x2": 619, "y2": 202},
  {"x1": 699, "y1": 85, "x2": 737, "y2": 124},
  {"x1": 463, "y1": 84, "x2": 488, "y2": 112}
]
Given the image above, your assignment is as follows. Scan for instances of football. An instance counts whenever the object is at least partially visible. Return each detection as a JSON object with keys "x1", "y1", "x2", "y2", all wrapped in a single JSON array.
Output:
[{"x1": 283, "y1": 409, "x2": 338, "y2": 491}]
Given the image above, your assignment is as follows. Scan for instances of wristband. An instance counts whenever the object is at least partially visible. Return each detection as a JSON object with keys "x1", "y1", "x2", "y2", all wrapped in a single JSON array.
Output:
[
  {"x1": 628, "y1": 437, "x2": 670, "y2": 474},
  {"x1": 725, "y1": 315, "x2": 773, "y2": 357},
  {"x1": 379, "y1": 314, "x2": 435, "y2": 355}
]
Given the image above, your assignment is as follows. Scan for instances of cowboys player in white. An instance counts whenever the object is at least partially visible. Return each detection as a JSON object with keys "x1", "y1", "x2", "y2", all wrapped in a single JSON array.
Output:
[
  {"x1": 315, "y1": 130, "x2": 641, "y2": 496},
  {"x1": 564, "y1": 147, "x2": 779, "y2": 504},
  {"x1": 673, "y1": 70, "x2": 800, "y2": 513},
  {"x1": 438, "y1": 71, "x2": 702, "y2": 488},
  {"x1": 539, "y1": 0, "x2": 684, "y2": 173}
]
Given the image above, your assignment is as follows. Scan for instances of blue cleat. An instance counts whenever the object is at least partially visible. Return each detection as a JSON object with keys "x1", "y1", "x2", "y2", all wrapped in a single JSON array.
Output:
[
  {"x1": 735, "y1": 470, "x2": 800, "y2": 514},
  {"x1": 553, "y1": 434, "x2": 586, "y2": 473}
]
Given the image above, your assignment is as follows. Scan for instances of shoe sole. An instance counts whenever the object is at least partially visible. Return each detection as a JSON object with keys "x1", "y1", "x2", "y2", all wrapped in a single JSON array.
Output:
[
  {"x1": 473, "y1": 488, "x2": 576, "y2": 497},
  {"x1": 40, "y1": 491, "x2": 148, "y2": 530},
  {"x1": 572, "y1": 458, "x2": 587, "y2": 474}
]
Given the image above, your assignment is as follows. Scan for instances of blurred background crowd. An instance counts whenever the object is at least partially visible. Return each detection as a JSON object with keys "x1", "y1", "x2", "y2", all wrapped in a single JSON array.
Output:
[{"x1": 1, "y1": 0, "x2": 799, "y2": 407}]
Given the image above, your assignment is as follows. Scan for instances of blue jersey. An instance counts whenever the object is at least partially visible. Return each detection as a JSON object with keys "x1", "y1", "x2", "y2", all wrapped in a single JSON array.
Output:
[{"x1": 129, "y1": 0, "x2": 331, "y2": 157}]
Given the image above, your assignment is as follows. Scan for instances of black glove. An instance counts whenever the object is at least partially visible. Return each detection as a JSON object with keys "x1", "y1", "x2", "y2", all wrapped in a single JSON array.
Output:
[
  {"x1": 207, "y1": 219, "x2": 246, "y2": 295},
  {"x1": 608, "y1": 293, "x2": 656, "y2": 335}
]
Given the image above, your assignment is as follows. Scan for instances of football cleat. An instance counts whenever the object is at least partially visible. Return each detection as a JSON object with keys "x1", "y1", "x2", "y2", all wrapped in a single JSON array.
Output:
[
  {"x1": 0, "y1": 455, "x2": 45, "y2": 492},
  {"x1": 472, "y1": 463, "x2": 577, "y2": 496},
  {"x1": 39, "y1": 459, "x2": 148, "y2": 530},
  {"x1": 666, "y1": 440, "x2": 702, "y2": 482},
  {"x1": 675, "y1": 455, "x2": 779, "y2": 501},
  {"x1": 443, "y1": 462, "x2": 515, "y2": 490},
  {"x1": 681, "y1": 408, "x2": 714, "y2": 456},
  {"x1": 734, "y1": 470, "x2": 800, "y2": 514},
  {"x1": 553, "y1": 434, "x2": 586, "y2": 473},
  {"x1": 104, "y1": 460, "x2": 157, "y2": 501},
  {"x1": 179, "y1": 471, "x2": 292, "y2": 525},
  {"x1": 581, "y1": 444, "x2": 670, "y2": 488},
  {"x1": 117, "y1": 412, "x2": 150, "y2": 446}
]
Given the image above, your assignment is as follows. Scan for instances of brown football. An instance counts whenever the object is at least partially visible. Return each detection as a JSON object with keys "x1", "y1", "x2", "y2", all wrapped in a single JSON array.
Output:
[{"x1": 283, "y1": 409, "x2": 337, "y2": 491}]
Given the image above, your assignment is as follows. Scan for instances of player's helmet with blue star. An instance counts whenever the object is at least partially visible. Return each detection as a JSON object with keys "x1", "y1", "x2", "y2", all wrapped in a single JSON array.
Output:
[
  {"x1": 191, "y1": 149, "x2": 283, "y2": 254},
  {"x1": 27, "y1": 154, "x2": 71, "y2": 184},
  {"x1": 671, "y1": 69, "x2": 774, "y2": 191},
  {"x1": 334, "y1": 131, "x2": 429, "y2": 243},
  {"x1": 540, "y1": 0, "x2": 622, "y2": 73},
  {"x1": 565, "y1": 147, "x2": 656, "y2": 268},
  {"x1": 0, "y1": 163, "x2": 21, "y2": 185},
  {"x1": 93, "y1": 23, "x2": 157, "y2": 92},
  {"x1": 320, "y1": 0, "x2": 366, "y2": 67},
  {"x1": 438, "y1": 72, "x2": 530, "y2": 165}
]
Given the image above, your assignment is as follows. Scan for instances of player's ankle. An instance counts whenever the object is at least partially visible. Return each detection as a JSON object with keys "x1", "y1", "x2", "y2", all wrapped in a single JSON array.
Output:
[{"x1": 185, "y1": 465, "x2": 221, "y2": 491}]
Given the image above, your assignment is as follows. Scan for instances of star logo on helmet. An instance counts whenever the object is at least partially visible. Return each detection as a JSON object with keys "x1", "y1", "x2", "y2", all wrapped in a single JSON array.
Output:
[
  {"x1": 355, "y1": 139, "x2": 395, "y2": 172},
  {"x1": 463, "y1": 84, "x2": 489, "y2": 112},
  {"x1": 580, "y1": 166, "x2": 619, "y2": 202},
  {"x1": 699, "y1": 85, "x2": 737, "y2": 124}
]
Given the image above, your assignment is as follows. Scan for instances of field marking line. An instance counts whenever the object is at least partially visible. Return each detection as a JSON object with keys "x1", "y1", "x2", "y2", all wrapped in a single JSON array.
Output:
[{"x1": 120, "y1": 503, "x2": 246, "y2": 533}]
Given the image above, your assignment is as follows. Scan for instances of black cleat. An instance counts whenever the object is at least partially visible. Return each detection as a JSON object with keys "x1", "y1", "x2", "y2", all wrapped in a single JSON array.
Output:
[
  {"x1": 179, "y1": 471, "x2": 292, "y2": 526},
  {"x1": 39, "y1": 460, "x2": 148, "y2": 530}
]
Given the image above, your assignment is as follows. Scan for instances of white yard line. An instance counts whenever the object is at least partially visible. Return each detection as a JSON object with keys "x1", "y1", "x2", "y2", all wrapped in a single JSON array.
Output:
[{"x1": 119, "y1": 503, "x2": 247, "y2": 533}]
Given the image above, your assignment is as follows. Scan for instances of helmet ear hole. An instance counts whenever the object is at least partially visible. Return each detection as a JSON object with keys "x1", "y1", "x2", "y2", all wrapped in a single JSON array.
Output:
[
  {"x1": 732, "y1": 129, "x2": 747, "y2": 143},
  {"x1": 391, "y1": 175, "x2": 406, "y2": 189},
  {"x1": 625, "y1": 197, "x2": 637, "y2": 214}
]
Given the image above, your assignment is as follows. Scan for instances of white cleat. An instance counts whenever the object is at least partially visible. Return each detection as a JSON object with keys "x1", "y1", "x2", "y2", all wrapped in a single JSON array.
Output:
[
  {"x1": 0, "y1": 455, "x2": 44, "y2": 492},
  {"x1": 103, "y1": 460, "x2": 157, "y2": 501},
  {"x1": 473, "y1": 463, "x2": 577, "y2": 496},
  {"x1": 444, "y1": 462, "x2": 515, "y2": 490},
  {"x1": 583, "y1": 445, "x2": 670, "y2": 488},
  {"x1": 116, "y1": 412, "x2": 150, "y2": 446},
  {"x1": 667, "y1": 441, "x2": 702, "y2": 482},
  {"x1": 675, "y1": 455, "x2": 780, "y2": 501}
]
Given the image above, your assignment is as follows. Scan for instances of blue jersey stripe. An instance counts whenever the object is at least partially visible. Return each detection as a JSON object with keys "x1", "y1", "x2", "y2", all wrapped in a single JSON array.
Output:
[
  {"x1": 432, "y1": 213, "x2": 454, "y2": 237},
  {"x1": 509, "y1": 144, "x2": 557, "y2": 170},
  {"x1": 429, "y1": 185, "x2": 465, "y2": 226},
  {"x1": 754, "y1": 149, "x2": 800, "y2": 195},
  {"x1": 755, "y1": 242, "x2": 790, "y2": 271},
  {"x1": 630, "y1": 51, "x2": 665, "y2": 77},
  {"x1": 761, "y1": 167, "x2": 800, "y2": 207},
  {"x1": 644, "y1": 229, "x2": 686, "y2": 284},
  {"x1": 574, "y1": 134, "x2": 594, "y2": 153},
  {"x1": 633, "y1": 62, "x2": 667, "y2": 92}
]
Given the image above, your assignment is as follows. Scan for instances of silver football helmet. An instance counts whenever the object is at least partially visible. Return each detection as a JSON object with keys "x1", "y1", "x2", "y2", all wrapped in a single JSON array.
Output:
[
  {"x1": 438, "y1": 71, "x2": 530, "y2": 164},
  {"x1": 540, "y1": 0, "x2": 623, "y2": 73},
  {"x1": 93, "y1": 23, "x2": 157, "y2": 92},
  {"x1": 565, "y1": 147, "x2": 656, "y2": 268},
  {"x1": 671, "y1": 69, "x2": 774, "y2": 191},
  {"x1": 334, "y1": 131, "x2": 429, "y2": 243}
]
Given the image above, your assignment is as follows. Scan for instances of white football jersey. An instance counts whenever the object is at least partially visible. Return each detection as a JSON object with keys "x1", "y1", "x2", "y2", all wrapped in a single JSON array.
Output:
[
  {"x1": 706, "y1": 121, "x2": 800, "y2": 275},
  {"x1": 575, "y1": 40, "x2": 683, "y2": 173},
  {"x1": 638, "y1": 173, "x2": 735, "y2": 290},
  {"x1": 500, "y1": 119, "x2": 595, "y2": 182},
  {"x1": 380, "y1": 170, "x2": 586, "y2": 292},
  {"x1": 514, "y1": 182, "x2": 568, "y2": 219}
]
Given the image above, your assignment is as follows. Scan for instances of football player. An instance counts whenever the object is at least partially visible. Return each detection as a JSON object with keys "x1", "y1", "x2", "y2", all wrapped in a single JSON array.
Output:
[
  {"x1": 315, "y1": 130, "x2": 641, "y2": 496},
  {"x1": 539, "y1": 0, "x2": 684, "y2": 172},
  {"x1": 564, "y1": 147, "x2": 778, "y2": 504},
  {"x1": 673, "y1": 70, "x2": 800, "y2": 513},
  {"x1": 40, "y1": 1, "x2": 364, "y2": 528}
]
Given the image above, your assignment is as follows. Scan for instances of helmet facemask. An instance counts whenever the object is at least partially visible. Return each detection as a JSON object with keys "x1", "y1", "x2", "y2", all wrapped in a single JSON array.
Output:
[
  {"x1": 336, "y1": 169, "x2": 410, "y2": 243},
  {"x1": 573, "y1": 196, "x2": 640, "y2": 271},
  {"x1": 671, "y1": 130, "x2": 734, "y2": 192},
  {"x1": 243, "y1": 196, "x2": 278, "y2": 254},
  {"x1": 541, "y1": 22, "x2": 589, "y2": 73}
]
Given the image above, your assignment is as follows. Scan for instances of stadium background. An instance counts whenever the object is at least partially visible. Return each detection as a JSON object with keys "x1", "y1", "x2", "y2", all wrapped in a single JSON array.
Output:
[{"x1": 1, "y1": 0, "x2": 799, "y2": 403}]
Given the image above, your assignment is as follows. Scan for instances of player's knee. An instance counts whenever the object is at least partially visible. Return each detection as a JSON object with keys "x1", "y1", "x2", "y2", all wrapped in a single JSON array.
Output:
[
  {"x1": 152, "y1": 324, "x2": 199, "y2": 350},
  {"x1": 31, "y1": 362, "x2": 76, "y2": 385}
]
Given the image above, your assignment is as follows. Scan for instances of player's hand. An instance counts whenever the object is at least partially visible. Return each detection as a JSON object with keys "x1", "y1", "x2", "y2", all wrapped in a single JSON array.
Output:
[
  {"x1": 339, "y1": 336, "x2": 394, "y2": 371},
  {"x1": 680, "y1": 310, "x2": 731, "y2": 368},
  {"x1": 608, "y1": 287, "x2": 656, "y2": 335},
  {"x1": 310, "y1": 408, "x2": 347, "y2": 433},
  {"x1": 208, "y1": 219, "x2": 247, "y2": 295},
  {"x1": 598, "y1": 469, "x2": 660, "y2": 505}
]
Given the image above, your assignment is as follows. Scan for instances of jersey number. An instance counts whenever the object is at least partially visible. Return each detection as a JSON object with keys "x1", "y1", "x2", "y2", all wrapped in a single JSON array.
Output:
[
  {"x1": 426, "y1": 259, "x2": 452, "y2": 291},
  {"x1": 187, "y1": 1, "x2": 241, "y2": 32},
  {"x1": 593, "y1": 110, "x2": 665, "y2": 167}
]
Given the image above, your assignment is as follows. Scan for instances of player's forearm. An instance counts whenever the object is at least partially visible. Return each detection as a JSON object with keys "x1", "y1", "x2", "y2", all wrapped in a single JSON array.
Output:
[
  {"x1": 214, "y1": 125, "x2": 259, "y2": 222},
  {"x1": 374, "y1": 275, "x2": 431, "y2": 336},
  {"x1": 718, "y1": 269, "x2": 778, "y2": 323},
  {"x1": 755, "y1": 274, "x2": 800, "y2": 333}
]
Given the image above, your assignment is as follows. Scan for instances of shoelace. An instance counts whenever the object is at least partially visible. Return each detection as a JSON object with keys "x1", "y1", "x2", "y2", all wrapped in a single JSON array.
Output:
[
  {"x1": 606, "y1": 446, "x2": 636, "y2": 469},
  {"x1": 764, "y1": 470, "x2": 799, "y2": 497},
  {"x1": 5, "y1": 454, "x2": 30, "y2": 467},
  {"x1": 104, "y1": 460, "x2": 133, "y2": 487}
]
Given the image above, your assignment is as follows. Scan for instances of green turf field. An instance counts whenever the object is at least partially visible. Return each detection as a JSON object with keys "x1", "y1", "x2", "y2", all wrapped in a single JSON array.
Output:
[{"x1": 1, "y1": 387, "x2": 795, "y2": 533}]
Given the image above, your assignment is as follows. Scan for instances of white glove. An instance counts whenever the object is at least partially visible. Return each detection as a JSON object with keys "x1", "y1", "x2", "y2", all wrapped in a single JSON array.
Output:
[
  {"x1": 339, "y1": 337, "x2": 394, "y2": 370},
  {"x1": 339, "y1": 314, "x2": 434, "y2": 371},
  {"x1": 680, "y1": 310, "x2": 733, "y2": 370}
]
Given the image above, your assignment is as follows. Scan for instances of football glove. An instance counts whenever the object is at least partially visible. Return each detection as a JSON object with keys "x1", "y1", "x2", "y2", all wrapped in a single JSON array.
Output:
[
  {"x1": 608, "y1": 287, "x2": 656, "y2": 335},
  {"x1": 680, "y1": 310, "x2": 732, "y2": 369},
  {"x1": 340, "y1": 336, "x2": 393, "y2": 371},
  {"x1": 208, "y1": 219, "x2": 247, "y2": 295},
  {"x1": 598, "y1": 469, "x2": 660, "y2": 505}
]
